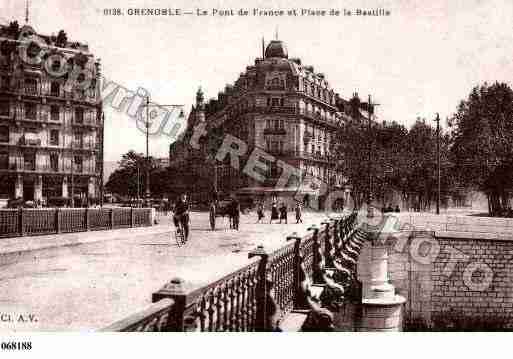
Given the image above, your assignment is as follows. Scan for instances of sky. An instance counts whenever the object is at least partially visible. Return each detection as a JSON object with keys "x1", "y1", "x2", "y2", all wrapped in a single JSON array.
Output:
[{"x1": 1, "y1": 0, "x2": 512, "y2": 162}]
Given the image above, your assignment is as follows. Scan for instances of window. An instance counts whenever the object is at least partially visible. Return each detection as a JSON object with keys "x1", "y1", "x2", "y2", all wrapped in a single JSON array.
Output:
[
  {"x1": 1, "y1": 76, "x2": 10, "y2": 89},
  {"x1": 50, "y1": 106, "x2": 59, "y2": 122},
  {"x1": 24, "y1": 153, "x2": 36, "y2": 171},
  {"x1": 50, "y1": 153, "x2": 59, "y2": 172},
  {"x1": 50, "y1": 130, "x2": 59, "y2": 146},
  {"x1": 0, "y1": 100, "x2": 9, "y2": 116},
  {"x1": 75, "y1": 108, "x2": 84, "y2": 124},
  {"x1": 24, "y1": 78, "x2": 38, "y2": 95},
  {"x1": 95, "y1": 158, "x2": 102, "y2": 173},
  {"x1": 73, "y1": 132, "x2": 83, "y2": 148},
  {"x1": 0, "y1": 152, "x2": 8, "y2": 170},
  {"x1": 266, "y1": 98, "x2": 271, "y2": 107},
  {"x1": 74, "y1": 156, "x2": 83, "y2": 172},
  {"x1": 271, "y1": 98, "x2": 280, "y2": 107},
  {"x1": 0, "y1": 126, "x2": 8, "y2": 143},
  {"x1": 50, "y1": 82, "x2": 60, "y2": 97},
  {"x1": 25, "y1": 103, "x2": 37, "y2": 120}
]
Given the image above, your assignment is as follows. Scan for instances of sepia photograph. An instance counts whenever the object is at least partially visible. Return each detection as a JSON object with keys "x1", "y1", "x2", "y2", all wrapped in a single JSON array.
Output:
[{"x1": 0, "y1": 0, "x2": 512, "y2": 353}]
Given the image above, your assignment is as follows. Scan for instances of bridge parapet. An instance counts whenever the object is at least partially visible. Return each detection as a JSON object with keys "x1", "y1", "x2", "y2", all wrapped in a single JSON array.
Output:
[{"x1": 102, "y1": 212, "x2": 362, "y2": 332}]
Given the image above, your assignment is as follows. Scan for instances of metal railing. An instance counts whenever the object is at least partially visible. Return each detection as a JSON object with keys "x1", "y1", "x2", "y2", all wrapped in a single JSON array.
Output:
[
  {"x1": 102, "y1": 212, "x2": 360, "y2": 332},
  {"x1": 219, "y1": 105, "x2": 343, "y2": 128},
  {"x1": 0, "y1": 207, "x2": 152, "y2": 238}
]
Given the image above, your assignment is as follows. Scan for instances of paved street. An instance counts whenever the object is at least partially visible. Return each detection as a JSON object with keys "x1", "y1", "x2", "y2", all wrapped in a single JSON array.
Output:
[{"x1": 0, "y1": 211, "x2": 333, "y2": 331}]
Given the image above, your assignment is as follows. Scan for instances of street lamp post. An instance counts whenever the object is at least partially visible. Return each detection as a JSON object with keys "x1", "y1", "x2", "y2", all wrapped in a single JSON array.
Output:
[
  {"x1": 141, "y1": 99, "x2": 186, "y2": 207},
  {"x1": 435, "y1": 113, "x2": 441, "y2": 215},
  {"x1": 366, "y1": 95, "x2": 379, "y2": 218},
  {"x1": 145, "y1": 96, "x2": 150, "y2": 206}
]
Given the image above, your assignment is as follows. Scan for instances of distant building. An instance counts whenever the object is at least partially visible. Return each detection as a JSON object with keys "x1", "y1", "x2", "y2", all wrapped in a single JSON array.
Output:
[
  {"x1": 169, "y1": 38, "x2": 370, "y2": 205},
  {"x1": 0, "y1": 21, "x2": 103, "y2": 205}
]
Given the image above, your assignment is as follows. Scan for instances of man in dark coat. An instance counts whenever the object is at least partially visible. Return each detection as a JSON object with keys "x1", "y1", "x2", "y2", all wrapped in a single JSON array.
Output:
[{"x1": 279, "y1": 203, "x2": 288, "y2": 224}]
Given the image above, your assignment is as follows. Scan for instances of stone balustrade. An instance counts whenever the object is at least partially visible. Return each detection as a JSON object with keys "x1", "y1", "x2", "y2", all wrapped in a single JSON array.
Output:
[{"x1": 101, "y1": 212, "x2": 365, "y2": 332}]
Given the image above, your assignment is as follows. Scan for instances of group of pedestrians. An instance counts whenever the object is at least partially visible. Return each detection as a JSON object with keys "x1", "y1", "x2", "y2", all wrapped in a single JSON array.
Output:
[
  {"x1": 382, "y1": 204, "x2": 401, "y2": 213},
  {"x1": 256, "y1": 201, "x2": 303, "y2": 224}
]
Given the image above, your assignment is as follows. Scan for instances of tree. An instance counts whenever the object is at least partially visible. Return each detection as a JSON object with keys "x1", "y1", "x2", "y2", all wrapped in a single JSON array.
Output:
[
  {"x1": 105, "y1": 151, "x2": 176, "y2": 200},
  {"x1": 450, "y1": 82, "x2": 513, "y2": 215},
  {"x1": 6, "y1": 21, "x2": 20, "y2": 38},
  {"x1": 334, "y1": 115, "x2": 455, "y2": 212},
  {"x1": 106, "y1": 151, "x2": 154, "y2": 198}
]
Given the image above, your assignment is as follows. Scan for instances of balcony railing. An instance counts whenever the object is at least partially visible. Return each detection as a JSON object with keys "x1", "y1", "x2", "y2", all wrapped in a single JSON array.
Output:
[
  {"x1": 24, "y1": 87, "x2": 39, "y2": 96},
  {"x1": 263, "y1": 128, "x2": 286, "y2": 135},
  {"x1": 264, "y1": 150, "x2": 332, "y2": 163},
  {"x1": 218, "y1": 105, "x2": 342, "y2": 129},
  {"x1": 18, "y1": 137, "x2": 41, "y2": 146}
]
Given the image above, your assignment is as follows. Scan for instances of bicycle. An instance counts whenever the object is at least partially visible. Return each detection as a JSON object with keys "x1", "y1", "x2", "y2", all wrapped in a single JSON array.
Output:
[
  {"x1": 173, "y1": 213, "x2": 189, "y2": 246},
  {"x1": 174, "y1": 222, "x2": 186, "y2": 246}
]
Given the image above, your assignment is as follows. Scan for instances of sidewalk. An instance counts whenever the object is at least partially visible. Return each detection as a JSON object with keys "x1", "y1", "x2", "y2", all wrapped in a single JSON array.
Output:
[{"x1": 0, "y1": 223, "x2": 170, "y2": 259}]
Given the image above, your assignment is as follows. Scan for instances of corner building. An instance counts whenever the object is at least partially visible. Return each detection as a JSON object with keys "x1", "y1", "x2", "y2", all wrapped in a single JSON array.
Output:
[
  {"x1": 0, "y1": 23, "x2": 103, "y2": 205},
  {"x1": 169, "y1": 39, "x2": 367, "y2": 206}
]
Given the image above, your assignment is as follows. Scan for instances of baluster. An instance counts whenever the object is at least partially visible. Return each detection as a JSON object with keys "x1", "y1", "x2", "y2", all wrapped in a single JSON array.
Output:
[
  {"x1": 236, "y1": 275, "x2": 244, "y2": 331},
  {"x1": 232, "y1": 277, "x2": 240, "y2": 331},
  {"x1": 207, "y1": 290, "x2": 215, "y2": 331},
  {"x1": 239, "y1": 273, "x2": 247, "y2": 331},
  {"x1": 228, "y1": 280, "x2": 236, "y2": 331},
  {"x1": 325, "y1": 220, "x2": 336, "y2": 268},
  {"x1": 248, "y1": 245, "x2": 279, "y2": 331},
  {"x1": 222, "y1": 284, "x2": 229, "y2": 331},
  {"x1": 287, "y1": 232, "x2": 307, "y2": 310},
  {"x1": 248, "y1": 270, "x2": 256, "y2": 330},
  {"x1": 311, "y1": 224, "x2": 325, "y2": 285},
  {"x1": 215, "y1": 286, "x2": 223, "y2": 331}
]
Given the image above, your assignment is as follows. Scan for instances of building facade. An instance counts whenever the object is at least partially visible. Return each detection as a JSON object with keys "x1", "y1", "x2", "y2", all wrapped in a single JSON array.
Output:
[
  {"x1": 0, "y1": 22, "x2": 103, "y2": 206},
  {"x1": 169, "y1": 39, "x2": 368, "y2": 206}
]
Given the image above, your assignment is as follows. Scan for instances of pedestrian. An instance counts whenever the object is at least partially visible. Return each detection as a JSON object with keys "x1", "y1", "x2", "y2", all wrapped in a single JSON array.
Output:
[
  {"x1": 270, "y1": 201, "x2": 279, "y2": 224},
  {"x1": 232, "y1": 197, "x2": 240, "y2": 230},
  {"x1": 279, "y1": 203, "x2": 288, "y2": 224},
  {"x1": 256, "y1": 202, "x2": 265, "y2": 223},
  {"x1": 294, "y1": 202, "x2": 303, "y2": 224},
  {"x1": 394, "y1": 205, "x2": 400, "y2": 213},
  {"x1": 386, "y1": 203, "x2": 393, "y2": 213}
]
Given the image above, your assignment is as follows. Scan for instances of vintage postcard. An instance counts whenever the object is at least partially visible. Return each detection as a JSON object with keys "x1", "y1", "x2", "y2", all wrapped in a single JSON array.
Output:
[{"x1": 0, "y1": 0, "x2": 512, "y2": 355}]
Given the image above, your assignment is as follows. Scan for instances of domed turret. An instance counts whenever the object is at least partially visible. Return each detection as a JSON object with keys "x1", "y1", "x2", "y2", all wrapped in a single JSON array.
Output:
[{"x1": 265, "y1": 40, "x2": 288, "y2": 59}]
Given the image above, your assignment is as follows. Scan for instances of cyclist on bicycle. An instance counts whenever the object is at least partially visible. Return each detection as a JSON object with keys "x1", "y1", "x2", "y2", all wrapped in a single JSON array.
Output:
[{"x1": 173, "y1": 194, "x2": 190, "y2": 241}]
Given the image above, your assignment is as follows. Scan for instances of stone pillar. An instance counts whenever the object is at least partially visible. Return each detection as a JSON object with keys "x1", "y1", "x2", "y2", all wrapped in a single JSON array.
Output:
[
  {"x1": 34, "y1": 175, "x2": 43, "y2": 204},
  {"x1": 15, "y1": 175, "x2": 23, "y2": 199},
  {"x1": 62, "y1": 176, "x2": 68, "y2": 198},
  {"x1": 356, "y1": 220, "x2": 406, "y2": 332}
]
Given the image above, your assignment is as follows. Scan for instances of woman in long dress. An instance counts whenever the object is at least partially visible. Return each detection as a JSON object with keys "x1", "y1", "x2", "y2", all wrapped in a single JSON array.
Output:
[{"x1": 270, "y1": 201, "x2": 279, "y2": 224}]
